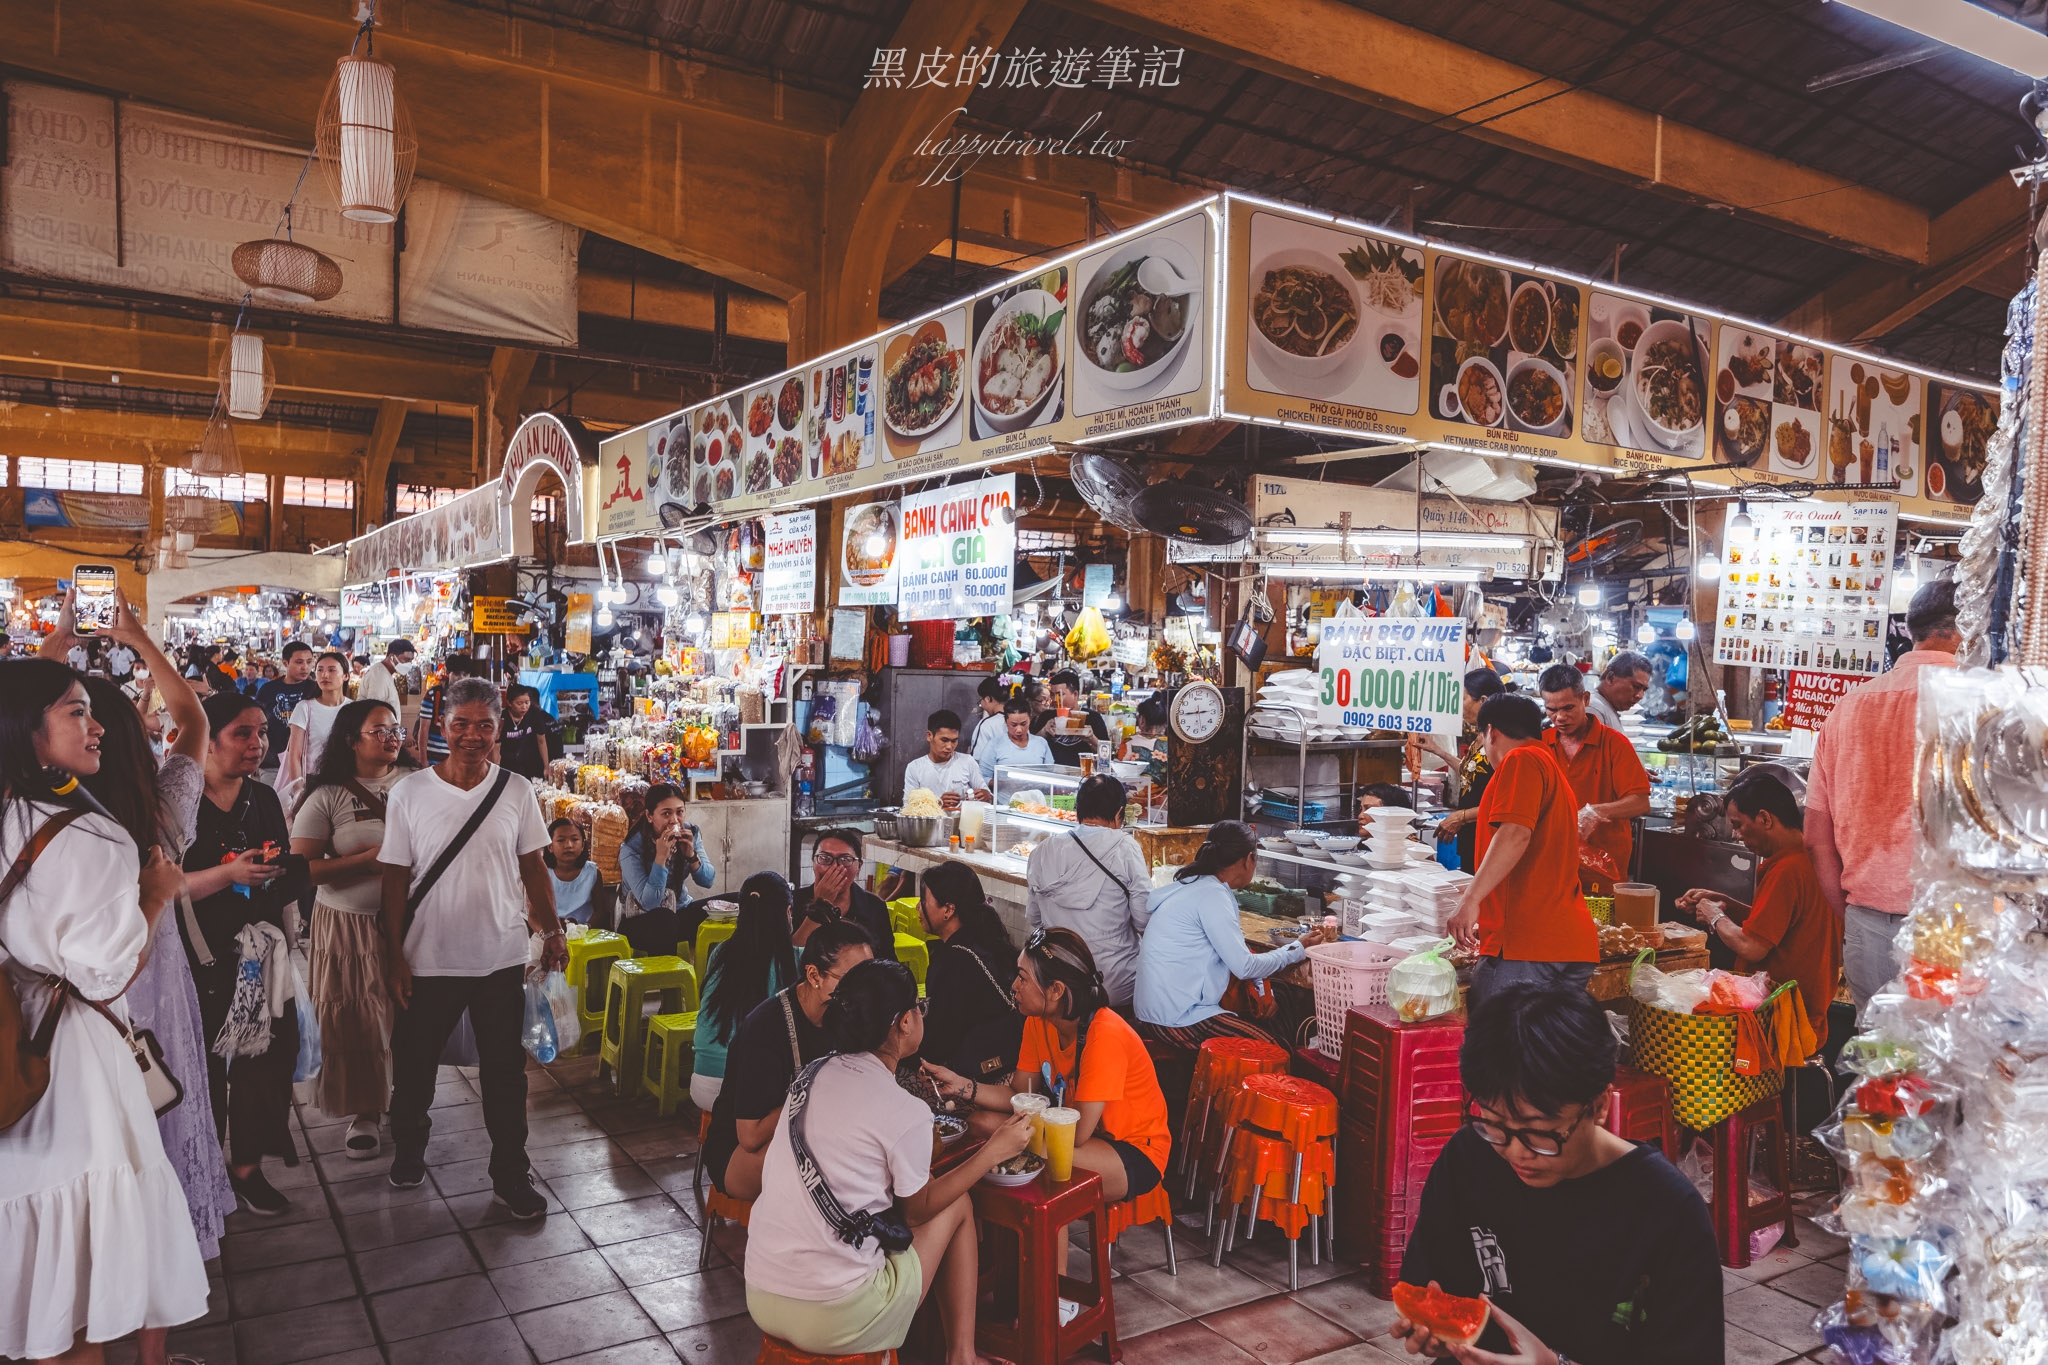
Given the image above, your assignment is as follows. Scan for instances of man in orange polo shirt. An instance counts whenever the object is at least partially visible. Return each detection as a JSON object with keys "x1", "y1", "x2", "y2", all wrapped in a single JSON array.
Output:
[
  {"x1": 1538, "y1": 663, "x2": 1652, "y2": 883},
  {"x1": 1675, "y1": 772, "x2": 1838, "y2": 1038},
  {"x1": 1448, "y1": 694, "x2": 1599, "y2": 1012}
]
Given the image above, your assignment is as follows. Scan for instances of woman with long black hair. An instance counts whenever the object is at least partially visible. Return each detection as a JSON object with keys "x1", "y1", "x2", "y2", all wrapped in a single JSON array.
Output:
[
  {"x1": 690, "y1": 871, "x2": 797, "y2": 1113},
  {"x1": 180, "y1": 691, "x2": 307, "y2": 1216},
  {"x1": 746, "y1": 958, "x2": 1030, "y2": 1361},
  {"x1": 0, "y1": 658, "x2": 203, "y2": 1364},
  {"x1": 615, "y1": 782, "x2": 717, "y2": 956},
  {"x1": 1133, "y1": 820, "x2": 1331, "y2": 1051},
  {"x1": 917, "y1": 860, "x2": 1020, "y2": 1080},
  {"x1": 927, "y1": 927, "x2": 1171, "y2": 1205},
  {"x1": 290, "y1": 698, "x2": 410, "y2": 1156}
]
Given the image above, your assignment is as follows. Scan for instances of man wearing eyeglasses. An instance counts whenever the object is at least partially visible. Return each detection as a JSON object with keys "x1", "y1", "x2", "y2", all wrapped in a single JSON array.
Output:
[
  {"x1": 792, "y1": 829, "x2": 897, "y2": 962},
  {"x1": 1537, "y1": 663, "x2": 1650, "y2": 884},
  {"x1": 1391, "y1": 985, "x2": 1722, "y2": 1364}
]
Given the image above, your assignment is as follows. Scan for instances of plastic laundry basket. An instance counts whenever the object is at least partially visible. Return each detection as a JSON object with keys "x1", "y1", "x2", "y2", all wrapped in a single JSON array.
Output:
[{"x1": 1306, "y1": 940, "x2": 1404, "y2": 1059}]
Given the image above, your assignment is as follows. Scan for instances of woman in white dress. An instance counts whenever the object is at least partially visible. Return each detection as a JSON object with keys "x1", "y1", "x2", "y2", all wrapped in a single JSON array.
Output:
[{"x1": 0, "y1": 659, "x2": 206, "y2": 1364}]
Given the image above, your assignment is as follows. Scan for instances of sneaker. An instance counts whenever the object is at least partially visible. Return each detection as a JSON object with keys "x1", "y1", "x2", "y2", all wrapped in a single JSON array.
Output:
[
  {"x1": 388, "y1": 1151, "x2": 427, "y2": 1189},
  {"x1": 491, "y1": 1175, "x2": 547, "y2": 1222},
  {"x1": 230, "y1": 1167, "x2": 290, "y2": 1217},
  {"x1": 344, "y1": 1119, "x2": 381, "y2": 1161}
]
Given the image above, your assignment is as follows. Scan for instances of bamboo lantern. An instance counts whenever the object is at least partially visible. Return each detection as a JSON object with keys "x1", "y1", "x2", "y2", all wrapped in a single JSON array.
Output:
[
  {"x1": 220, "y1": 329, "x2": 274, "y2": 421},
  {"x1": 231, "y1": 238, "x2": 344, "y2": 304},
  {"x1": 164, "y1": 494, "x2": 214, "y2": 534},
  {"x1": 185, "y1": 418, "x2": 242, "y2": 479},
  {"x1": 315, "y1": 55, "x2": 417, "y2": 224}
]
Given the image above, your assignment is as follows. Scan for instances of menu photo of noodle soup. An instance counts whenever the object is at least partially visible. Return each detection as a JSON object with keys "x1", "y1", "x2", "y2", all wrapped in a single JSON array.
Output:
[
  {"x1": 1427, "y1": 255, "x2": 1579, "y2": 444},
  {"x1": 1579, "y1": 293, "x2": 1708, "y2": 458},
  {"x1": 1243, "y1": 211, "x2": 1423, "y2": 416},
  {"x1": 969, "y1": 267, "x2": 1068, "y2": 442}
]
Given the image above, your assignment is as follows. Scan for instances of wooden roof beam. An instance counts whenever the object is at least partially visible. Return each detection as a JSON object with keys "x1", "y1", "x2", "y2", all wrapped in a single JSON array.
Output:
[
  {"x1": 1051, "y1": 0, "x2": 1933, "y2": 264},
  {"x1": 1778, "y1": 176, "x2": 2031, "y2": 342}
]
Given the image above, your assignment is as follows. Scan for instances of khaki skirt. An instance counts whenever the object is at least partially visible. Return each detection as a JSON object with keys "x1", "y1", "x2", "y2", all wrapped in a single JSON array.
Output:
[{"x1": 307, "y1": 901, "x2": 391, "y2": 1119}]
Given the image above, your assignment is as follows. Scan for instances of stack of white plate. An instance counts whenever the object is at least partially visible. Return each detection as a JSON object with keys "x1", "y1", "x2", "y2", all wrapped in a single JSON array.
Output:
[
  {"x1": 1400, "y1": 869, "x2": 1470, "y2": 933},
  {"x1": 1363, "y1": 806, "x2": 1417, "y2": 868}
]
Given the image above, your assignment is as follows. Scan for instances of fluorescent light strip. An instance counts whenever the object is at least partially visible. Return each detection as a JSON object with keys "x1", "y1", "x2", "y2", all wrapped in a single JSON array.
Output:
[
  {"x1": 1833, "y1": 0, "x2": 2048, "y2": 79},
  {"x1": 1259, "y1": 528, "x2": 1529, "y2": 549},
  {"x1": 1899, "y1": 511, "x2": 1974, "y2": 528},
  {"x1": 1264, "y1": 563, "x2": 1487, "y2": 582}
]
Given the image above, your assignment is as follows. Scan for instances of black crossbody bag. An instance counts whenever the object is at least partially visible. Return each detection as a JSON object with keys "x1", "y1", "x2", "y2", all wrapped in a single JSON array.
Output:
[
  {"x1": 402, "y1": 768, "x2": 515, "y2": 936},
  {"x1": 784, "y1": 1051, "x2": 915, "y2": 1255}
]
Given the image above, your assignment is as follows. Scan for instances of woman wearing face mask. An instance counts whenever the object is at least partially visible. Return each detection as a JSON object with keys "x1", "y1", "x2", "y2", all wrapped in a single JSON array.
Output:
[
  {"x1": 615, "y1": 782, "x2": 717, "y2": 957},
  {"x1": 291, "y1": 699, "x2": 410, "y2": 1159},
  {"x1": 0, "y1": 658, "x2": 204, "y2": 1365},
  {"x1": 180, "y1": 692, "x2": 308, "y2": 1217},
  {"x1": 282, "y1": 649, "x2": 350, "y2": 800}
]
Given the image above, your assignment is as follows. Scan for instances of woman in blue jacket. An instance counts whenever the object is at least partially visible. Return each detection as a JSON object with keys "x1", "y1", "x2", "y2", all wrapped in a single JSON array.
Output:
[
  {"x1": 1134, "y1": 820, "x2": 1329, "y2": 1051},
  {"x1": 616, "y1": 782, "x2": 717, "y2": 955}
]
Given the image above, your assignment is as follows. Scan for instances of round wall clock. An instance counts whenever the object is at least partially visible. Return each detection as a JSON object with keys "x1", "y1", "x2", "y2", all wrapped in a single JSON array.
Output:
[{"x1": 1169, "y1": 679, "x2": 1227, "y2": 745}]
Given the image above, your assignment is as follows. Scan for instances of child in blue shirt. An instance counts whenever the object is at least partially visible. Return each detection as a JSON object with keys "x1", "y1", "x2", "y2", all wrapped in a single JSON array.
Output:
[{"x1": 546, "y1": 818, "x2": 600, "y2": 924}]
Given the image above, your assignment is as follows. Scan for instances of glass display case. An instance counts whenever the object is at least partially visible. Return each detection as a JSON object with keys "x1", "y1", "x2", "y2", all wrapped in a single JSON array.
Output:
[{"x1": 981, "y1": 764, "x2": 1086, "y2": 866}]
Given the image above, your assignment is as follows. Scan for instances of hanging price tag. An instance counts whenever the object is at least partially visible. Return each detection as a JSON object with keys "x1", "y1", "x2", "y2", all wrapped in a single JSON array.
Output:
[{"x1": 1315, "y1": 617, "x2": 1466, "y2": 736}]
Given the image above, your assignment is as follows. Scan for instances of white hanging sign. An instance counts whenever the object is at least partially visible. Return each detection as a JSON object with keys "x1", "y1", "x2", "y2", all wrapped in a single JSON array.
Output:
[
  {"x1": 761, "y1": 509, "x2": 817, "y2": 616},
  {"x1": 897, "y1": 473, "x2": 1016, "y2": 622},
  {"x1": 1315, "y1": 616, "x2": 1467, "y2": 736}
]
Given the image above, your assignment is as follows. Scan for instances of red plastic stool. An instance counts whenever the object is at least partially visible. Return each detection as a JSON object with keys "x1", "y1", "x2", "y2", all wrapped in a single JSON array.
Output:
[
  {"x1": 1103, "y1": 1181, "x2": 1177, "y2": 1276},
  {"x1": 1605, "y1": 1066, "x2": 1679, "y2": 1162},
  {"x1": 1178, "y1": 1037, "x2": 1289, "y2": 1199},
  {"x1": 1710, "y1": 1093, "x2": 1798, "y2": 1269},
  {"x1": 756, "y1": 1339, "x2": 892, "y2": 1365},
  {"x1": 972, "y1": 1169, "x2": 1120, "y2": 1365}
]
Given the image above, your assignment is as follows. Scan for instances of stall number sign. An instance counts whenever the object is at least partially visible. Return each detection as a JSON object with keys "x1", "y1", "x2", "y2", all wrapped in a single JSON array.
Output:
[
  {"x1": 471, "y1": 596, "x2": 527, "y2": 634},
  {"x1": 1316, "y1": 617, "x2": 1466, "y2": 736},
  {"x1": 1784, "y1": 670, "x2": 1864, "y2": 731},
  {"x1": 897, "y1": 472, "x2": 1015, "y2": 623},
  {"x1": 761, "y1": 510, "x2": 817, "y2": 616}
]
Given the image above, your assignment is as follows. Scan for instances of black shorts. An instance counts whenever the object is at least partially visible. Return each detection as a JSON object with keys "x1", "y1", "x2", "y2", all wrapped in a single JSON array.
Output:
[{"x1": 1106, "y1": 1137, "x2": 1162, "y2": 1199}]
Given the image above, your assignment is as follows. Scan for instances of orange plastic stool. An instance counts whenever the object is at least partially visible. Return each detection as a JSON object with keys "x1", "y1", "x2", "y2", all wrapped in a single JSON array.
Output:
[
  {"x1": 1102, "y1": 1182, "x2": 1177, "y2": 1276},
  {"x1": 755, "y1": 1337, "x2": 892, "y2": 1365},
  {"x1": 695, "y1": 1110, "x2": 755, "y2": 1270},
  {"x1": 972, "y1": 1170, "x2": 1120, "y2": 1365},
  {"x1": 1179, "y1": 1037, "x2": 1289, "y2": 1199},
  {"x1": 1209, "y1": 1074, "x2": 1339, "y2": 1289}
]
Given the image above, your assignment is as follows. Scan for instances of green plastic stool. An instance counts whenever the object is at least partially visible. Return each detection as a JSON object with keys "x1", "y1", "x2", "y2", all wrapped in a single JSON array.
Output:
[
  {"x1": 693, "y1": 919, "x2": 736, "y2": 990},
  {"x1": 567, "y1": 929, "x2": 629, "y2": 1050},
  {"x1": 895, "y1": 933, "x2": 930, "y2": 985},
  {"x1": 599, "y1": 956, "x2": 696, "y2": 1093},
  {"x1": 641, "y1": 1012, "x2": 698, "y2": 1117},
  {"x1": 888, "y1": 896, "x2": 931, "y2": 941}
]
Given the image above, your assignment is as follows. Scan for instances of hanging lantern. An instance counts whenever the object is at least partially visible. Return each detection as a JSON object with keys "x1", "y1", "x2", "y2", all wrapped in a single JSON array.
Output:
[
  {"x1": 220, "y1": 329, "x2": 274, "y2": 420},
  {"x1": 165, "y1": 494, "x2": 214, "y2": 534},
  {"x1": 185, "y1": 417, "x2": 242, "y2": 479},
  {"x1": 231, "y1": 237, "x2": 344, "y2": 304},
  {"x1": 314, "y1": 54, "x2": 417, "y2": 224}
]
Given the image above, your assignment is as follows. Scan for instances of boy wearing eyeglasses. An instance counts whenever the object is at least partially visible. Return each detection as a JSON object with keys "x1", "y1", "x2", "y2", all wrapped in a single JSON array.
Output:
[{"x1": 1391, "y1": 985, "x2": 1721, "y2": 1365}]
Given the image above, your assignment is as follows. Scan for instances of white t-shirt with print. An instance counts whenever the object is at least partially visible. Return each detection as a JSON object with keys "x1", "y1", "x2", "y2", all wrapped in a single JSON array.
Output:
[
  {"x1": 744, "y1": 1052, "x2": 933, "y2": 1301},
  {"x1": 380, "y1": 764, "x2": 548, "y2": 976}
]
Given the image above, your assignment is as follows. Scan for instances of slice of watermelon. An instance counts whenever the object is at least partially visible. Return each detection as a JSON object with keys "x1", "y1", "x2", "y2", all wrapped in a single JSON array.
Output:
[{"x1": 1392, "y1": 1281, "x2": 1491, "y2": 1347}]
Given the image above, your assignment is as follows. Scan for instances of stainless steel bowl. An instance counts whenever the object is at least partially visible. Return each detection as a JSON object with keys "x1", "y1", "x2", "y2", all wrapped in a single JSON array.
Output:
[
  {"x1": 900, "y1": 816, "x2": 947, "y2": 848},
  {"x1": 873, "y1": 813, "x2": 902, "y2": 841}
]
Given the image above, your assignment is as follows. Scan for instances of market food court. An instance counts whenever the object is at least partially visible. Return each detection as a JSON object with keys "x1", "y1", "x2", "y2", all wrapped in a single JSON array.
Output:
[{"x1": 7, "y1": 4, "x2": 2048, "y2": 1364}]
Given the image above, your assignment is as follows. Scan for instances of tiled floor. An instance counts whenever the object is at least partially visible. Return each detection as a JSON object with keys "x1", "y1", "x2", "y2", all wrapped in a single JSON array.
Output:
[{"x1": 97, "y1": 1054, "x2": 1850, "y2": 1365}]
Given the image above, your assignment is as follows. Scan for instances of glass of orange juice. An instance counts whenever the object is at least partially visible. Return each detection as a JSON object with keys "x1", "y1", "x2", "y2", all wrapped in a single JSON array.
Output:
[
  {"x1": 1010, "y1": 1092, "x2": 1050, "y2": 1158},
  {"x1": 1040, "y1": 1107, "x2": 1080, "y2": 1182}
]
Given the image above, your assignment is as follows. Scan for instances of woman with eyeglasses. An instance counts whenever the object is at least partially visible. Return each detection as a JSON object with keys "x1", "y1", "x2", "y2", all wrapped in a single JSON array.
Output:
[
  {"x1": 290, "y1": 699, "x2": 412, "y2": 1158},
  {"x1": 793, "y1": 828, "x2": 896, "y2": 962},
  {"x1": 747, "y1": 959, "x2": 1031, "y2": 1362},
  {"x1": 925, "y1": 927, "x2": 1170, "y2": 1204},
  {"x1": 1133, "y1": 821, "x2": 1333, "y2": 1051},
  {"x1": 1390, "y1": 984, "x2": 1720, "y2": 1364}
]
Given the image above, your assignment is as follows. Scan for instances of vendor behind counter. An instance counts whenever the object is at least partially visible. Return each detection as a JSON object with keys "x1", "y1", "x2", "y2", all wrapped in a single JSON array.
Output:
[
  {"x1": 901, "y1": 709, "x2": 989, "y2": 811},
  {"x1": 1034, "y1": 670, "x2": 1109, "y2": 766}
]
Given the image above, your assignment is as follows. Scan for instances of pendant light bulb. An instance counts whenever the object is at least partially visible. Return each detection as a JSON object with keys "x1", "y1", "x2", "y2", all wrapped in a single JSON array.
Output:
[
  {"x1": 1576, "y1": 583, "x2": 1601, "y2": 607},
  {"x1": 1728, "y1": 498, "x2": 1754, "y2": 539},
  {"x1": 1697, "y1": 551, "x2": 1723, "y2": 582},
  {"x1": 656, "y1": 586, "x2": 679, "y2": 607},
  {"x1": 1675, "y1": 618, "x2": 1696, "y2": 641},
  {"x1": 596, "y1": 606, "x2": 614, "y2": 628},
  {"x1": 1636, "y1": 621, "x2": 1656, "y2": 644}
]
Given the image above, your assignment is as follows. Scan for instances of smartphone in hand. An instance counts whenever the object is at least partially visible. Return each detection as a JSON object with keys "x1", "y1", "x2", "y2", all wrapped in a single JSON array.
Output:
[{"x1": 73, "y1": 564, "x2": 118, "y2": 635}]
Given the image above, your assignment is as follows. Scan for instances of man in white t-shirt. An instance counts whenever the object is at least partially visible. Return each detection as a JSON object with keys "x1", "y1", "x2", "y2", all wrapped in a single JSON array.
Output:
[
  {"x1": 899, "y1": 708, "x2": 990, "y2": 811},
  {"x1": 356, "y1": 637, "x2": 414, "y2": 712},
  {"x1": 379, "y1": 677, "x2": 566, "y2": 1219}
]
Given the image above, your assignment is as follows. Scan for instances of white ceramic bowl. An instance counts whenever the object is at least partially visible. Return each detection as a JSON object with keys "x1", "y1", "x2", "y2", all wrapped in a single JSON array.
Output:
[
  {"x1": 1508, "y1": 278, "x2": 1552, "y2": 356},
  {"x1": 1248, "y1": 248, "x2": 1364, "y2": 383},
  {"x1": 1505, "y1": 355, "x2": 1571, "y2": 437},
  {"x1": 1078, "y1": 236, "x2": 1204, "y2": 392},
  {"x1": 1317, "y1": 834, "x2": 1361, "y2": 851},
  {"x1": 970, "y1": 288, "x2": 1065, "y2": 435},
  {"x1": 1629, "y1": 318, "x2": 1708, "y2": 449},
  {"x1": 1284, "y1": 828, "x2": 1323, "y2": 846},
  {"x1": 1443, "y1": 355, "x2": 1506, "y2": 427}
]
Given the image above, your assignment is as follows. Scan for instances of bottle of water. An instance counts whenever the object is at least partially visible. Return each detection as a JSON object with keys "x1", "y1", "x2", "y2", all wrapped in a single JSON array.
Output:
[
  {"x1": 522, "y1": 979, "x2": 559, "y2": 1063},
  {"x1": 794, "y1": 779, "x2": 815, "y2": 819}
]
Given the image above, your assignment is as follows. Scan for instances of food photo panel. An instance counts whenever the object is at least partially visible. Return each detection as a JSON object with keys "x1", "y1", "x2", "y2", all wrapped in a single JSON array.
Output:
[
  {"x1": 881, "y1": 310, "x2": 967, "y2": 461},
  {"x1": 809, "y1": 343, "x2": 881, "y2": 481},
  {"x1": 1712, "y1": 326, "x2": 1822, "y2": 479},
  {"x1": 1579, "y1": 292, "x2": 1708, "y2": 458},
  {"x1": 692, "y1": 394, "x2": 745, "y2": 506},
  {"x1": 1824, "y1": 357, "x2": 1921, "y2": 494},
  {"x1": 1244, "y1": 211, "x2": 1423, "y2": 415},
  {"x1": 1924, "y1": 378, "x2": 1996, "y2": 506},
  {"x1": 1073, "y1": 210, "x2": 1208, "y2": 418},
  {"x1": 1427, "y1": 257, "x2": 1579, "y2": 443},
  {"x1": 968, "y1": 267, "x2": 1069, "y2": 443}
]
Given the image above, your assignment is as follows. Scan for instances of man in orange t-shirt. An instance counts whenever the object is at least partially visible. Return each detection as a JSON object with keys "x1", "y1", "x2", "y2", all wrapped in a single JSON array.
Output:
[
  {"x1": 1448, "y1": 694, "x2": 1599, "y2": 1013},
  {"x1": 1676, "y1": 772, "x2": 1839, "y2": 1038},
  {"x1": 1538, "y1": 663, "x2": 1651, "y2": 883}
]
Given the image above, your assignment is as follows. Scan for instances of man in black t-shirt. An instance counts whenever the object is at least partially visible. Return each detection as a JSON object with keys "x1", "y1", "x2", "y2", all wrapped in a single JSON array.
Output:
[
  {"x1": 254, "y1": 641, "x2": 317, "y2": 782},
  {"x1": 701, "y1": 920, "x2": 874, "y2": 1200},
  {"x1": 1034, "y1": 669, "x2": 1109, "y2": 767},
  {"x1": 1393, "y1": 985, "x2": 1722, "y2": 1364}
]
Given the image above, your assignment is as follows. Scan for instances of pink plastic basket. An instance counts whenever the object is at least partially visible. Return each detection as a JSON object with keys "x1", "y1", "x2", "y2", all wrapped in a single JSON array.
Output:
[{"x1": 1306, "y1": 940, "x2": 1404, "y2": 1059}]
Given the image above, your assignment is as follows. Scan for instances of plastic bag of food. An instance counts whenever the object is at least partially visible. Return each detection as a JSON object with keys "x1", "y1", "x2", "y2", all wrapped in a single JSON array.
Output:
[
  {"x1": 1630, "y1": 949, "x2": 1712, "y2": 1013},
  {"x1": 1064, "y1": 606, "x2": 1113, "y2": 660},
  {"x1": 1386, "y1": 937, "x2": 1459, "y2": 1022},
  {"x1": 1699, "y1": 969, "x2": 1770, "y2": 1012}
]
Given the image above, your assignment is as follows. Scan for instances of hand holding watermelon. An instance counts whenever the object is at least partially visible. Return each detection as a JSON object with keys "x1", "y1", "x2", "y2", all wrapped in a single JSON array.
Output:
[{"x1": 1389, "y1": 1282, "x2": 1559, "y2": 1364}]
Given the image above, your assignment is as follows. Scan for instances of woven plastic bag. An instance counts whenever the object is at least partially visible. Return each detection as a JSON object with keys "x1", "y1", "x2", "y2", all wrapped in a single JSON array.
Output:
[{"x1": 1386, "y1": 937, "x2": 1459, "y2": 1022}]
